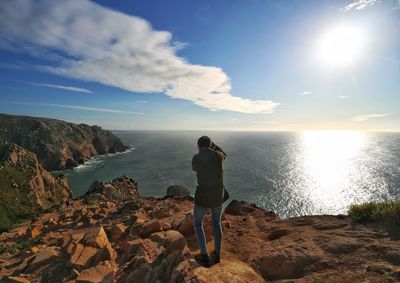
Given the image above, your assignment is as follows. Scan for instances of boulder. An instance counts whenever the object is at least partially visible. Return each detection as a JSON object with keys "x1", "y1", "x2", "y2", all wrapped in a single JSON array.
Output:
[
  {"x1": 166, "y1": 185, "x2": 191, "y2": 197},
  {"x1": 26, "y1": 247, "x2": 62, "y2": 272},
  {"x1": 83, "y1": 226, "x2": 110, "y2": 248},
  {"x1": 165, "y1": 230, "x2": 186, "y2": 253},
  {"x1": 76, "y1": 261, "x2": 114, "y2": 283},
  {"x1": 73, "y1": 246, "x2": 100, "y2": 269},
  {"x1": 110, "y1": 223, "x2": 126, "y2": 241},
  {"x1": 140, "y1": 220, "x2": 162, "y2": 237},
  {"x1": 26, "y1": 225, "x2": 41, "y2": 239}
]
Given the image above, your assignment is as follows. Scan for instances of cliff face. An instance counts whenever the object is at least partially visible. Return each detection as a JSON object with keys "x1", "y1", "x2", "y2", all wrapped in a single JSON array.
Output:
[
  {"x1": 0, "y1": 113, "x2": 127, "y2": 171},
  {"x1": 1, "y1": 177, "x2": 399, "y2": 282},
  {"x1": 0, "y1": 143, "x2": 73, "y2": 231}
]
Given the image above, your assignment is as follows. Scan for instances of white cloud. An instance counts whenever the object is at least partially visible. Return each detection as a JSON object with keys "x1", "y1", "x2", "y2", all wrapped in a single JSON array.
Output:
[
  {"x1": 299, "y1": 91, "x2": 312, "y2": 95},
  {"x1": 24, "y1": 82, "x2": 92, "y2": 93},
  {"x1": 353, "y1": 113, "x2": 391, "y2": 122},
  {"x1": 137, "y1": 100, "x2": 148, "y2": 104},
  {"x1": 2, "y1": 101, "x2": 143, "y2": 115},
  {"x1": 0, "y1": 0, "x2": 279, "y2": 114},
  {"x1": 338, "y1": 95, "x2": 349, "y2": 99},
  {"x1": 344, "y1": 0, "x2": 380, "y2": 12}
]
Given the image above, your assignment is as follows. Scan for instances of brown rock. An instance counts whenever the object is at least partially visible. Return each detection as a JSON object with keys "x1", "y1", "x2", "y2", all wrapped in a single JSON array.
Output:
[
  {"x1": 27, "y1": 247, "x2": 62, "y2": 272},
  {"x1": 83, "y1": 226, "x2": 109, "y2": 248},
  {"x1": 140, "y1": 220, "x2": 162, "y2": 237},
  {"x1": 69, "y1": 243, "x2": 85, "y2": 267},
  {"x1": 110, "y1": 223, "x2": 126, "y2": 241},
  {"x1": 26, "y1": 225, "x2": 41, "y2": 239},
  {"x1": 76, "y1": 261, "x2": 114, "y2": 283},
  {"x1": 74, "y1": 246, "x2": 100, "y2": 269},
  {"x1": 160, "y1": 221, "x2": 172, "y2": 230},
  {"x1": 95, "y1": 243, "x2": 115, "y2": 264},
  {"x1": 149, "y1": 232, "x2": 166, "y2": 244},
  {"x1": 3, "y1": 276, "x2": 31, "y2": 283},
  {"x1": 125, "y1": 262, "x2": 151, "y2": 283},
  {"x1": 259, "y1": 248, "x2": 321, "y2": 280},
  {"x1": 165, "y1": 230, "x2": 186, "y2": 253},
  {"x1": 125, "y1": 239, "x2": 145, "y2": 256}
]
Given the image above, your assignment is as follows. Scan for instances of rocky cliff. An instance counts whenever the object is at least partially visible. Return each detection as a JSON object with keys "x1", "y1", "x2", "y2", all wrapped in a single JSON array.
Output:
[
  {"x1": 0, "y1": 142, "x2": 73, "y2": 232},
  {"x1": 1, "y1": 177, "x2": 399, "y2": 282},
  {"x1": 0, "y1": 113, "x2": 127, "y2": 171}
]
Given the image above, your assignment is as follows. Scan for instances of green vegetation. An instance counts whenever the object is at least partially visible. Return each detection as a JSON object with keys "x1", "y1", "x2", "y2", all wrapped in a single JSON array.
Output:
[
  {"x1": 84, "y1": 194, "x2": 99, "y2": 206},
  {"x1": 348, "y1": 201, "x2": 400, "y2": 223},
  {"x1": 0, "y1": 203, "x2": 13, "y2": 232},
  {"x1": 0, "y1": 237, "x2": 41, "y2": 255}
]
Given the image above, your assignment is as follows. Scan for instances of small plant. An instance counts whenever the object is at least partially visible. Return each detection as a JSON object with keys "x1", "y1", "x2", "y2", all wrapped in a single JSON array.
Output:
[
  {"x1": 348, "y1": 201, "x2": 400, "y2": 223},
  {"x1": 84, "y1": 194, "x2": 98, "y2": 206},
  {"x1": 0, "y1": 237, "x2": 40, "y2": 255}
]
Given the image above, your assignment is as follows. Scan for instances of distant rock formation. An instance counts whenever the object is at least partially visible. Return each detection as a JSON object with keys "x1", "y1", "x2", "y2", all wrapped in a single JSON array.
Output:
[
  {"x1": 85, "y1": 176, "x2": 140, "y2": 202},
  {"x1": 0, "y1": 143, "x2": 72, "y2": 231},
  {"x1": 0, "y1": 113, "x2": 127, "y2": 171},
  {"x1": 1, "y1": 176, "x2": 400, "y2": 282}
]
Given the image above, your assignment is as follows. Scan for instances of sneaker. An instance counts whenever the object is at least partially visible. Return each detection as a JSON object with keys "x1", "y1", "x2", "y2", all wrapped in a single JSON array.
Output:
[
  {"x1": 194, "y1": 253, "x2": 210, "y2": 267},
  {"x1": 211, "y1": 251, "x2": 220, "y2": 263}
]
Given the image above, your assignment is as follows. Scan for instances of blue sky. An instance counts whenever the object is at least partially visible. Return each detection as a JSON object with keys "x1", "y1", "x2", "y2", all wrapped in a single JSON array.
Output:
[{"x1": 0, "y1": 0, "x2": 399, "y2": 131}]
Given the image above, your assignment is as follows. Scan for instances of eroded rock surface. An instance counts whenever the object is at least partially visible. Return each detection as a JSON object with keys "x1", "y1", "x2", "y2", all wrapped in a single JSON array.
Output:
[{"x1": 1, "y1": 177, "x2": 400, "y2": 282}]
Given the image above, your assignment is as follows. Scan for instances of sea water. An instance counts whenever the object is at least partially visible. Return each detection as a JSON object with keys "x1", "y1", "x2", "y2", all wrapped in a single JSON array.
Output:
[{"x1": 58, "y1": 131, "x2": 400, "y2": 217}]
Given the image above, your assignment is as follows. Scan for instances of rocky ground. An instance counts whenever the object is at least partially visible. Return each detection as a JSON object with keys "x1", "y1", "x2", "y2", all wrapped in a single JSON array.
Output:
[{"x1": 0, "y1": 177, "x2": 400, "y2": 282}]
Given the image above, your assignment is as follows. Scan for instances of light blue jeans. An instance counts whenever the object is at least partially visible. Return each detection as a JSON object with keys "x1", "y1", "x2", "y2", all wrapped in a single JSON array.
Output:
[{"x1": 193, "y1": 205, "x2": 223, "y2": 256}]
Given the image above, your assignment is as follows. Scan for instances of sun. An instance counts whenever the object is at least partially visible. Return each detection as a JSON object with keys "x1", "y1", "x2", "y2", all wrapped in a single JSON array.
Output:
[{"x1": 317, "y1": 24, "x2": 364, "y2": 67}]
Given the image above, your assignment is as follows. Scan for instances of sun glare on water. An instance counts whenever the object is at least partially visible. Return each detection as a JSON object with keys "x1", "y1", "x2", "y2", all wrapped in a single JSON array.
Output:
[
  {"x1": 301, "y1": 131, "x2": 367, "y2": 209},
  {"x1": 317, "y1": 24, "x2": 364, "y2": 67}
]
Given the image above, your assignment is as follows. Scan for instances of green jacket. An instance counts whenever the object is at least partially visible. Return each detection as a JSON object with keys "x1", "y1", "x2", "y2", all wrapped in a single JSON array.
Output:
[{"x1": 192, "y1": 147, "x2": 226, "y2": 208}]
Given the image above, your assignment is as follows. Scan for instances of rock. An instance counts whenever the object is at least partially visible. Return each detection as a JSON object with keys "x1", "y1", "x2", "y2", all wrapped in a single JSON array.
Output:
[
  {"x1": 3, "y1": 276, "x2": 31, "y2": 283},
  {"x1": 172, "y1": 214, "x2": 194, "y2": 236},
  {"x1": 259, "y1": 248, "x2": 322, "y2": 280},
  {"x1": 194, "y1": 259, "x2": 265, "y2": 283},
  {"x1": 68, "y1": 243, "x2": 84, "y2": 267},
  {"x1": 95, "y1": 243, "x2": 115, "y2": 264},
  {"x1": 140, "y1": 220, "x2": 162, "y2": 237},
  {"x1": 73, "y1": 246, "x2": 100, "y2": 269},
  {"x1": 224, "y1": 200, "x2": 246, "y2": 215},
  {"x1": 110, "y1": 223, "x2": 126, "y2": 241},
  {"x1": 26, "y1": 225, "x2": 41, "y2": 239},
  {"x1": 166, "y1": 185, "x2": 191, "y2": 197},
  {"x1": 85, "y1": 177, "x2": 139, "y2": 202},
  {"x1": 125, "y1": 262, "x2": 152, "y2": 283},
  {"x1": 0, "y1": 143, "x2": 73, "y2": 219},
  {"x1": 125, "y1": 239, "x2": 146, "y2": 256},
  {"x1": 83, "y1": 226, "x2": 110, "y2": 248},
  {"x1": 26, "y1": 247, "x2": 62, "y2": 272},
  {"x1": 160, "y1": 221, "x2": 172, "y2": 231},
  {"x1": 30, "y1": 246, "x2": 39, "y2": 253},
  {"x1": 165, "y1": 230, "x2": 186, "y2": 253},
  {"x1": 0, "y1": 113, "x2": 127, "y2": 171},
  {"x1": 76, "y1": 261, "x2": 114, "y2": 283}
]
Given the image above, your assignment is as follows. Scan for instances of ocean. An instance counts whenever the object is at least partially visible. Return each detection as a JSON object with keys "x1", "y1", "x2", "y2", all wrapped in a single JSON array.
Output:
[{"x1": 58, "y1": 131, "x2": 400, "y2": 217}]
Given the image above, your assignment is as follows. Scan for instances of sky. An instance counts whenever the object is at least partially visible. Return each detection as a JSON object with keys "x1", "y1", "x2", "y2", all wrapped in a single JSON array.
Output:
[{"x1": 0, "y1": 0, "x2": 399, "y2": 131}]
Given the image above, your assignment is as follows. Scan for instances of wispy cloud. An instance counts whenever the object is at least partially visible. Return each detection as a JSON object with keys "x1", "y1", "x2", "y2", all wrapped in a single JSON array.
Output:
[
  {"x1": 136, "y1": 100, "x2": 148, "y2": 104},
  {"x1": 299, "y1": 91, "x2": 312, "y2": 96},
  {"x1": 24, "y1": 82, "x2": 92, "y2": 93},
  {"x1": 353, "y1": 113, "x2": 391, "y2": 122},
  {"x1": 343, "y1": 0, "x2": 380, "y2": 12},
  {"x1": 1, "y1": 101, "x2": 143, "y2": 115},
  {"x1": 0, "y1": 0, "x2": 279, "y2": 114},
  {"x1": 338, "y1": 95, "x2": 349, "y2": 99}
]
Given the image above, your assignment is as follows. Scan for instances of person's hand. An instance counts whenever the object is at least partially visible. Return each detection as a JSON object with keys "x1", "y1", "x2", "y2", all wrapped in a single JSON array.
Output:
[{"x1": 210, "y1": 141, "x2": 216, "y2": 149}]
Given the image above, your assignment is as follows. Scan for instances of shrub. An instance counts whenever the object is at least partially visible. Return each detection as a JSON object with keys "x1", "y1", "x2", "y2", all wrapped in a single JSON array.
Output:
[{"x1": 348, "y1": 201, "x2": 400, "y2": 223}]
